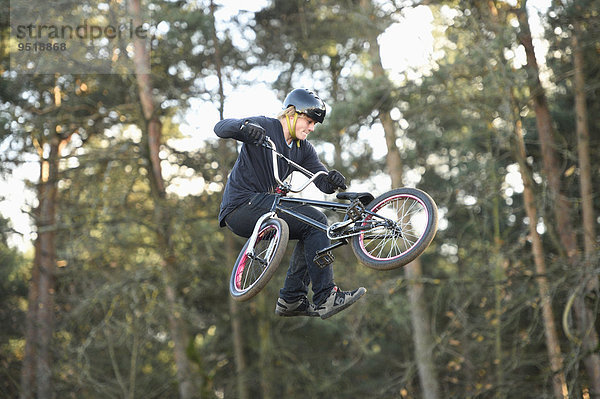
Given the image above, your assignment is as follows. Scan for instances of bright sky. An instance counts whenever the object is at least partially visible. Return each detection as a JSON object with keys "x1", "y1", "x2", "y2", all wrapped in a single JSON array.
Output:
[
  {"x1": 0, "y1": 1, "x2": 550, "y2": 252},
  {"x1": 178, "y1": 3, "x2": 436, "y2": 139}
]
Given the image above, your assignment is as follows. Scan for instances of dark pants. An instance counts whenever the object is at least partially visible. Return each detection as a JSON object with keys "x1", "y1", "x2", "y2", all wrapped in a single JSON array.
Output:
[{"x1": 224, "y1": 193, "x2": 335, "y2": 305}]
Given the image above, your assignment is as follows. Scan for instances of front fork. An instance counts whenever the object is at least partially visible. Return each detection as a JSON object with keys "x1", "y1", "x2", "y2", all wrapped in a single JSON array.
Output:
[{"x1": 245, "y1": 211, "x2": 277, "y2": 258}]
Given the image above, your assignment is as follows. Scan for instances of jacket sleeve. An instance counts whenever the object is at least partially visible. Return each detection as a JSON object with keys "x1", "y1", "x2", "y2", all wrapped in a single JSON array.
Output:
[
  {"x1": 315, "y1": 173, "x2": 337, "y2": 194},
  {"x1": 214, "y1": 117, "x2": 262, "y2": 145}
]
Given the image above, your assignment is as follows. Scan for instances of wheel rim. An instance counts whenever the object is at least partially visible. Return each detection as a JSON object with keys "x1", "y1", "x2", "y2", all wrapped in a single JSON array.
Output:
[
  {"x1": 359, "y1": 194, "x2": 430, "y2": 261},
  {"x1": 234, "y1": 224, "x2": 281, "y2": 293}
]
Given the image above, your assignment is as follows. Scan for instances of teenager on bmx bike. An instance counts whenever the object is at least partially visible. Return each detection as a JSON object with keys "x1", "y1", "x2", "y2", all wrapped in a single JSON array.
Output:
[
  {"x1": 215, "y1": 88, "x2": 366, "y2": 319},
  {"x1": 215, "y1": 88, "x2": 438, "y2": 319}
]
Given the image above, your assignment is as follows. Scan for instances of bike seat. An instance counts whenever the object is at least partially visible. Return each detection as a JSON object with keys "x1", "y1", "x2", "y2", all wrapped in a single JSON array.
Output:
[{"x1": 336, "y1": 192, "x2": 374, "y2": 205}]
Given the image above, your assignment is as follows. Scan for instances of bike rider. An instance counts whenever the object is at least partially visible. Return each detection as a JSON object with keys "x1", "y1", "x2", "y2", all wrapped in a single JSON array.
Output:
[{"x1": 214, "y1": 88, "x2": 366, "y2": 319}]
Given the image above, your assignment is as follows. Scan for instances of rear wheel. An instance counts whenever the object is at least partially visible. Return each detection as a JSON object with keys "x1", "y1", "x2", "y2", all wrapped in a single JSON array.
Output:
[
  {"x1": 351, "y1": 188, "x2": 438, "y2": 270},
  {"x1": 230, "y1": 218, "x2": 289, "y2": 301}
]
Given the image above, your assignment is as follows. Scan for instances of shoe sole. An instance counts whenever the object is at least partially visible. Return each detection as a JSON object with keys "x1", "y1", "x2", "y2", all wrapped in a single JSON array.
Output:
[
  {"x1": 319, "y1": 288, "x2": 366, "y2": 319},
  {"x1": 275, "y1": 301, "x2": 319, "y2": 317},
  {"x1": 275, "y1": 309, "x2": 319, "y2": 317}
]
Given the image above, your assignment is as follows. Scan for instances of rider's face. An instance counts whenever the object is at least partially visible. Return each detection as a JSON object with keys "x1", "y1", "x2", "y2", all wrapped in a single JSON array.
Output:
[{"x1": 294, "y1": 114, "x2": 316, "y2": 140}]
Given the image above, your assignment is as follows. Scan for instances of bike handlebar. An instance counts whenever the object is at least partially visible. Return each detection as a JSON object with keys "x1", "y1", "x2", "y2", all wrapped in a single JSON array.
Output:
[{"x1": 263, "y1": 137, "x2": 328, "y2": 193}]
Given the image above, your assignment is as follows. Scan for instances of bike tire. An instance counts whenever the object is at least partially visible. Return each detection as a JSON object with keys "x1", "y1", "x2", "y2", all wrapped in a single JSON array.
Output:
[
  {"x1": 230, "y1": 217, "x2": 289, "y2": 301},
  {"x1": 351, "y1": 188, "x2": 438, "y2": 270}
]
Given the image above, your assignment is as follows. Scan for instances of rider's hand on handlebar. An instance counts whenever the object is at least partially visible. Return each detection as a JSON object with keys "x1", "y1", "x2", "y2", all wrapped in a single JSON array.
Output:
[
  {"x1": 327, "y1": 170, "x2": 347, "y2": 190},
  {"x1": 241, "y1": 121, "x2": 266, "y2": 146}
]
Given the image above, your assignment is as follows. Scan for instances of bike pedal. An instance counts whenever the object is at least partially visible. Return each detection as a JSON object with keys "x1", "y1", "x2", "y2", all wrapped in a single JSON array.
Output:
[{"x1": 314, "y1": 251, "x2": 335, "y2": 268}]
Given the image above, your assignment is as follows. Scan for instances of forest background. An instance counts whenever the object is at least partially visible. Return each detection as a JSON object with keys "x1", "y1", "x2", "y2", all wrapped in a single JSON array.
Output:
[{"x1": 1, "y1": 0, "x2": 599, "y2": 398}]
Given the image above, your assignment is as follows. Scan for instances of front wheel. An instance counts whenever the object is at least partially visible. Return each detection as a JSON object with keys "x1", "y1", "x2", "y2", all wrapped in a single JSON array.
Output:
[
  {"x1": 230, "y1": 218, "x2": 289, "y2": 301},
  {"x1": 351, "y1": 188, "x2": 438, "y2": 270}
]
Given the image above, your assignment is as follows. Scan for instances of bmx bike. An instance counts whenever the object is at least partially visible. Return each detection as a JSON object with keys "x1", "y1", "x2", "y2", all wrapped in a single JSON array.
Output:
[{"x1": 230, "y1": 137, "x2": 438, "y2": 301}]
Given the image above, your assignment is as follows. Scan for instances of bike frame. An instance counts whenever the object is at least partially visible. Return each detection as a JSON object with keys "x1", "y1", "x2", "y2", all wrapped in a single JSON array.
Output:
[
  {"x1": 277, "y1": 196, "x2": 349, "y2": 232},
  {"x1": 245, "y1": 138, "x2": 386, "y2": 258}
]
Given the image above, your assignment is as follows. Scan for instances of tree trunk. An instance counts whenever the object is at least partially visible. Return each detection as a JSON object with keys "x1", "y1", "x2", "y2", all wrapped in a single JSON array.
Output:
[
  {"x1": 572, "y1": 21, "x2": 597, "y2": 263},
  {"x1": 20, "y1": 266, "x2": 38, "y2": 399},
  {"x1": 19, "y1": 160, "x2": 43, "y2": 399},
  {"x1": 220, "y1": 144, "x2": 248, "y2": 398},
  {"x1": 382, "y1": 110, "x2": 439, "y2": 398},
  {"x1": 217, "y1": 122, "x2": 248, "y2": 399},
  {"x1": 208, "y1": 3, "x2": 249, "y2": 397},
  {"x1": 129, "y1": 1, "x2": 199, "y2": 397},
  {"x1": 20, "y1": 141, "x2": 59, "y2": 399},
  {"x1": 488, "y1": 143, "x2": 506, "y2": 397},
  {"x1": 363, "y1": 8, "x2": 440, "y2": 393},
  {"x1": 20, "y1": 117, "x2": 70, "y2": 399},
  {"x1": 229, "y1": 296, "x2": 248, "y2": 399},
  {"x1": 517, "y1": 5, "x2": 577, "y2": 255},
  {"x1": 220, "y1": 140, "x2": 248, "y2": 399},
  {"x1": 258, "y1": 294, "x2": 274, "y2": 399},
  {"x1": 511, "y1": 113, "x2": 568, "y2": 399},
  {"x1": 34, "y1": 139, "x2": 60, "y2": 399},
  {"x1": 517, "y1": 4, "x2": 600, "y2": 396},
  {"x1": 404, "y1": 259, "x2": 441, "y2": 399},
  {"x1": 483, "y1": 3, "x2": 568, "y2": 396},
  {"x1": 572, "y1": 17, "x2": 600, "y2": 398}
]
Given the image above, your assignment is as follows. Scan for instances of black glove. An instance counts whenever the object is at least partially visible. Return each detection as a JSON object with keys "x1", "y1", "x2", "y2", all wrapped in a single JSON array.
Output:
[
  {"x1": 241, "y1": 121, "x2": 266, "y2": 146},
  {"x1": 327, "y1": 170, "x2": 347, "y2": 190}
]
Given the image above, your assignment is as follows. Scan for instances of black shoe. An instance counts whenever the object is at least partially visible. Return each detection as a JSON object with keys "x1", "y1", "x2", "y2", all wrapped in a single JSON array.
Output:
[
  {"x1": 316, "y1": 286, "x2": 366, "y2": 319},
  {"x1": 275, "y1": 296, "x2": 319, "y2": 317}
]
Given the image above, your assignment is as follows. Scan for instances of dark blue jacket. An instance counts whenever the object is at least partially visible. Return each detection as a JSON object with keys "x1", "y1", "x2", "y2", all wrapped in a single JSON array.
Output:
[{"x1": 214, "y1": 116, "x2": 335, "y2": 226}]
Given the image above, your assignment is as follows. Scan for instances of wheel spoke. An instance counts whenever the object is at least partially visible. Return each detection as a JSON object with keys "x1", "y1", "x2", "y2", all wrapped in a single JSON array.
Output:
[
  {"x1": 361, "y1": 195, "x2": 428, "y2": 260},
  {"x1": 352, "y1": 189, "x2": 437, "y2": 271},
  {"x1": 231, "y1": 218, "x2": 289, "y2": 301},
  {"x1": 237, "y1": 226, "x2": 279, "y2": 291}
]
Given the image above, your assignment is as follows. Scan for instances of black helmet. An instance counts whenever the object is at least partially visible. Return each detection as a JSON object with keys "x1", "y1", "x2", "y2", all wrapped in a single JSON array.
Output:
[{"x1": 283, "y1": 89, "x2": 326, "y2": 123}]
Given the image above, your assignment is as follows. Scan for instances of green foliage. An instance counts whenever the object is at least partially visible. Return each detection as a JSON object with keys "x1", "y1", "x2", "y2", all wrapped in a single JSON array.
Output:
[
  {"x1": 0, "y1": 216, "x2": 27, "y2": 397},
  {"x1": 546, "y1": 0, "x2": 600, "y2": 201},
  {"x1": 2, "y1": 0, "x2": 600, "y2": 397}
]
